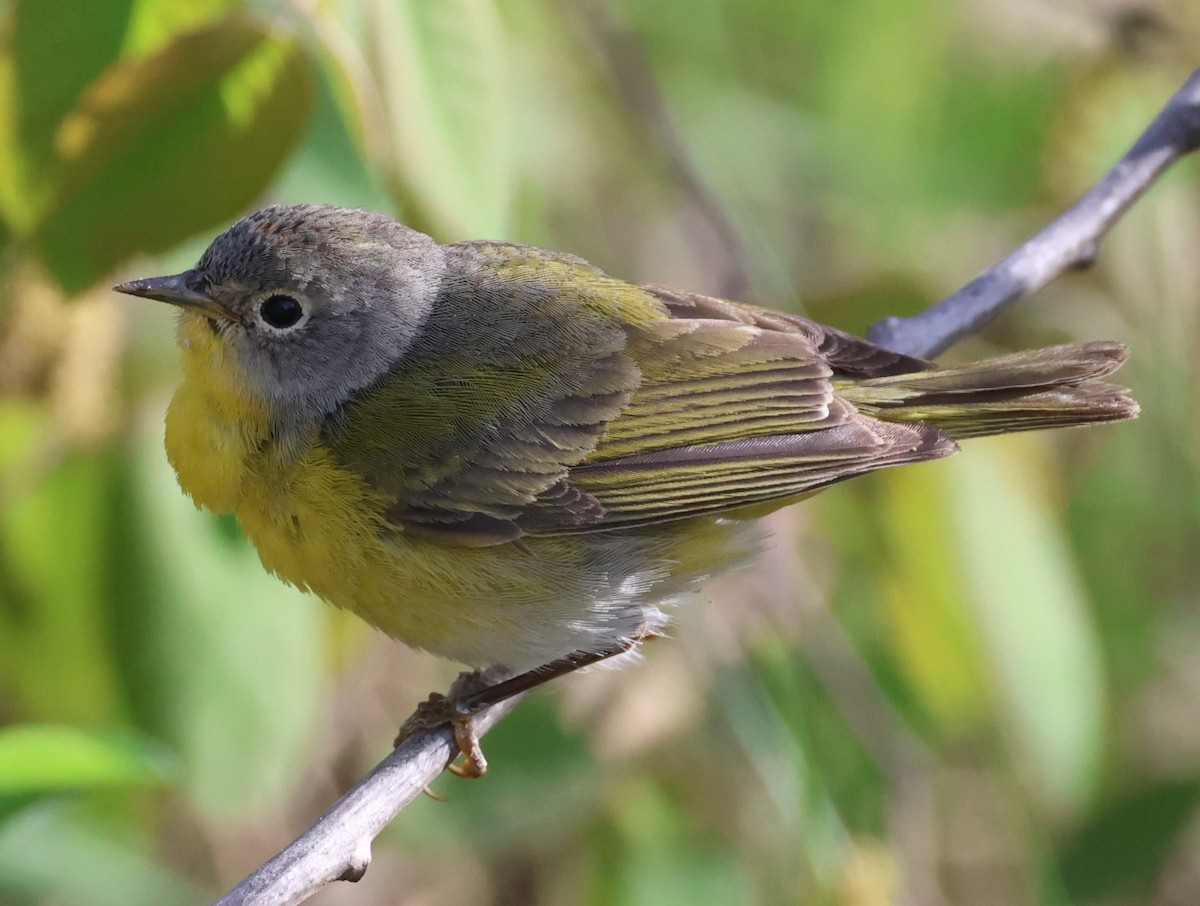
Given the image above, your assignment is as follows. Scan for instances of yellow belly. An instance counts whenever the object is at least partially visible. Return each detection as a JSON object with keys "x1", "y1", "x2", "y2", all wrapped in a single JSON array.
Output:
[{"x1": 165, "y1": 373, "x2": 759, "y2": 671}]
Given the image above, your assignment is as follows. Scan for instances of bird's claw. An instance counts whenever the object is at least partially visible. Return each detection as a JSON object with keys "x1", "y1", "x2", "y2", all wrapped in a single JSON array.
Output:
[
  {"x1": 445, "y1": 715, "x2": 488, "y2": 778},
  {"x1": 395, "y1": 671, "x2": 504, "y2": 779}
]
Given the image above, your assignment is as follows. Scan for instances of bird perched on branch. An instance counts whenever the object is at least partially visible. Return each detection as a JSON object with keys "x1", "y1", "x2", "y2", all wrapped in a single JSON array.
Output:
[{"x1": 116, "y1": 204, "x2": 1138, "y2": 776}]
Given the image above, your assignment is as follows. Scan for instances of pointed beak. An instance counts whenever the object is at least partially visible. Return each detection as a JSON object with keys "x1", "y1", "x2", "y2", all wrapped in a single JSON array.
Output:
[{"x1": 113, "y1": 271, "x2": 241, "y2": 324}]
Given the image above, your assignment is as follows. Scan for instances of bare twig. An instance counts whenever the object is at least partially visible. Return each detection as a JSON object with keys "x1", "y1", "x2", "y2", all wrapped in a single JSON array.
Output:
[
  {"x1": 214, "y1": 696, "x2": 524, "y2": 906},
  {"x1": 212, "y1": 67, "x2": 1200, "y2": 906},
  {"x1": 868, "y1": 67, "x2": 1200, "y2": 358}
]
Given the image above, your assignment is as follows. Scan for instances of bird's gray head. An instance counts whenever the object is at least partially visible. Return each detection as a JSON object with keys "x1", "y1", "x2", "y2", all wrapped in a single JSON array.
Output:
[{"x1": 115, "y1": 204, "x2": 446, "y2": 426}]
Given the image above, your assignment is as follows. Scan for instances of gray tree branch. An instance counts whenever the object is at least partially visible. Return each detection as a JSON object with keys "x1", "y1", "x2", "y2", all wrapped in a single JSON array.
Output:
[
  {"x1": 868, "y1": 67, "x2": 1200, "y2": 358},
  {"x1": 214, "y1": 66, "x2": 1200, "y2": 906},
  {"x1": 214, "y1": 696, "x2": 524, "y2": 906}
]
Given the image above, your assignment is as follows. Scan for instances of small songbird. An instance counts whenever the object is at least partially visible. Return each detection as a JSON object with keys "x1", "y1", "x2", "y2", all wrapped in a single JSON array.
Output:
[{"x1": 116, "y1": 204, "x2": 1138, "y2": 775}]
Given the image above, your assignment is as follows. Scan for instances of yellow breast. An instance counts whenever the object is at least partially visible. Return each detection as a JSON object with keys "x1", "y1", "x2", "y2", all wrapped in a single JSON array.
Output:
[
  {"x1": 165, "y1": 314, "x2": 380, "y2": 617},
  {"x1": 164, "y1": 317, "x2": 533, "y2": 661}
]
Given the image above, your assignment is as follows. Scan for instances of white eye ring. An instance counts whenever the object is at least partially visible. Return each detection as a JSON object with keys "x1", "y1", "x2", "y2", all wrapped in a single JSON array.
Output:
[{"x1": 254, "y1": 293, "x2": 310, "y2": 333}]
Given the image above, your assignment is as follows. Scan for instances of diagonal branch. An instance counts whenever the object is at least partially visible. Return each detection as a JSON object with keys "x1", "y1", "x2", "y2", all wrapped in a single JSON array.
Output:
[
  {"x1": 214, "y1": 695, "x2": 524, "y2": 906},
  {"x1": 214, "y1": 67, "x2": 1200, "y2": 906},
  {"x1": 868, "y1": 67, "x2": 1200, "y2": 358}
]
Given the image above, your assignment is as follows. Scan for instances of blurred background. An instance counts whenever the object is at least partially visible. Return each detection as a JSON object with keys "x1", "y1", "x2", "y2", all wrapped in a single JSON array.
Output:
[{"x1": 1, "y1": 0, "x2": 1198, "y2": 903}]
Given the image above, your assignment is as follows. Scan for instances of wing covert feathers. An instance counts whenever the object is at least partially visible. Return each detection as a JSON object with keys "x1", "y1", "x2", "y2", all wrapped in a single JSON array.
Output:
[
  {"x1": 522, "y1": 307, "x2": 961, "y2": 534},
  {"x1": 643, "y1": 284, "x2": 936, "y2": 377}
]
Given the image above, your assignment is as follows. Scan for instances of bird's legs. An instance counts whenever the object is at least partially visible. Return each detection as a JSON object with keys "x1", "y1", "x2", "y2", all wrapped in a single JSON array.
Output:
[{"x1": 396, "y1": 631, "x2": 657, "y2": 778}]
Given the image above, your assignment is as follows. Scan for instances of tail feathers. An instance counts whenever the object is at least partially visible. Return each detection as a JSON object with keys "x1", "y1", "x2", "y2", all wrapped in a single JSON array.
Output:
[{"x1": 841, "y1": 342, "x2": 1139, "y2": 440}]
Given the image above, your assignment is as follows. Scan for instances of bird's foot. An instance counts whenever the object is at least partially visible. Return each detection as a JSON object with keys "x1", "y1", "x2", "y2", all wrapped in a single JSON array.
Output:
[
  {"x1": 394, "y1": 668, "x2": 509, "y2": 779},
  {"x1": 395, "y1": 636, "x2": 654, "y2": 779}
]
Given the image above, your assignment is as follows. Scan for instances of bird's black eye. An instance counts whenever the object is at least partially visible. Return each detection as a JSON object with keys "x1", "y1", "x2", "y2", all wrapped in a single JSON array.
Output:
[{"x1": 259, "y1": 294, "x2": 304, "y2": 329}]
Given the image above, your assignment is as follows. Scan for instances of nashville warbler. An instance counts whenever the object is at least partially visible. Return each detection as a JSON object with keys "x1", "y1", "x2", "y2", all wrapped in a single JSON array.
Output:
[{"x1": 116, "y1": 204, "x2": 1138, "y2": 775}]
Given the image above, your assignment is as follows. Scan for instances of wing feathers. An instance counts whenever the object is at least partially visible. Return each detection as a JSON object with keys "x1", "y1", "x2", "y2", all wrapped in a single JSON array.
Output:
[
  {"x1": 643, "y1": 284, "x2": 935, "y2": 377},
  {"x1": 540, "y1": 417, "x2": 956, "y2": 532},
  {"x1": 592, "y1": 319, "x2": 837, "y2": 461},
  {"x1": 346, "y1": 261, "x2": 969, "y2": 546}
]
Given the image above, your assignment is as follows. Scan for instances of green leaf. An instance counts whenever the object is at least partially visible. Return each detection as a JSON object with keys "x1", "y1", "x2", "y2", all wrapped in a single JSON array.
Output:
[
  {"x1": 0, "y1": 0, "x2": 136, "y2": 232},
  {"x1": 0, "y1": 448, "x2": 125, "y2": 726},
  {"x1": 747, "y1": 642, "x2": 888, "y2": 837},
  {"x1": 0, "y1": 725, "x2": 170, "y2": 798},
  {"x1": 0, "y1": 724, "x2": 170, "y2": 824},
  {"x1": 122, "y1": 0, "x2": 239, "y2": 58},
  {"x1": 362, "y1": 0, "x2": 515, "y2": 238},
  {"x1": 0, "y1": 803, "x2": 207, "y2": 906},
  {"x1": 929, "y1": 62, "x2": 1060, "y2": 211},
  {"x1": 712, "y1": 658, "x2": 848, "y2": 880},
  {"x1": 1058, "y1": 780, "x2": 1200, "y2": 902},
  {"x1": 33, "y1": 15, "x2": 315, "y2": 293},
  {"x1": 877, "y1": 464, "x2": 990, "y2": 734},
  {"x1": 945, "y1": 438, "x2": 1107, "y2": 814}
]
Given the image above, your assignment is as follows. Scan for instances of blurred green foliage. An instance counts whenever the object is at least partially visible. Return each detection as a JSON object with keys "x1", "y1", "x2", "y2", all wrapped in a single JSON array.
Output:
[{"x1": 0, "y1": 0, "x2": 1198, "y2": 903}]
